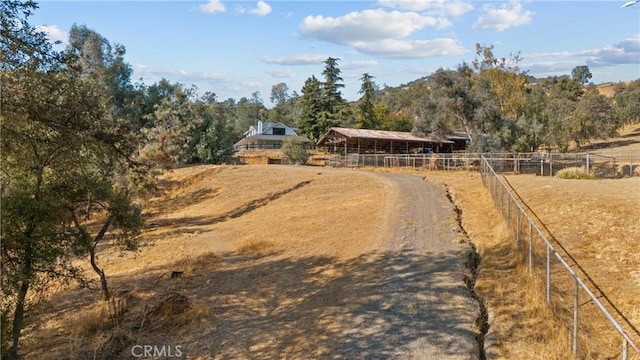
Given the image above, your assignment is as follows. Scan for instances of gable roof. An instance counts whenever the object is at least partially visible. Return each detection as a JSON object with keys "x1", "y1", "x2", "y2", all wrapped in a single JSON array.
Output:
[
  {"x1": 318, "y1": 127, "x2": 453, "y2": 145},
  {"x1": 243, "y1": 121, "x2": 298, "y2": 137}
]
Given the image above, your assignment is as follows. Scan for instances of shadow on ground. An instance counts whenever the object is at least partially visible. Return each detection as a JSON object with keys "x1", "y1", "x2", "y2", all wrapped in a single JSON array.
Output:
[{"x1": 30, "y1": 247, "x2": 479, "y2": 360}]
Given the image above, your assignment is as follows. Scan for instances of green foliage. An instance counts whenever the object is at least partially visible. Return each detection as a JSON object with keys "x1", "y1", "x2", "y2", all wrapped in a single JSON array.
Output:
[
  {"x1": 572, "y1": 65, "x2": 592, "y2": 85},
  {"x1": 298, "y1": 58, "x2": 349, "y2": 142},
  {"x1": 298, "y1": 75, "x2": 323, "y2": 142},
  {"x1": 192, "y1": 102, "x2": 235, "y2": 164},
  {"x1": 1, "y1": 4, "x2": 147, "y2": 357},
  {"x1": 556, "y1": 166, "x2": 596, "y2": 180},
  {"x1": 356, "y1": 73, "x2": 379, "y2": 129},
  {"x1": 613, "y1": 79, "x2": 640, "y2": 124},
  {"x1": 280, "y1": 138, "x2": 310, "y2": 165}
]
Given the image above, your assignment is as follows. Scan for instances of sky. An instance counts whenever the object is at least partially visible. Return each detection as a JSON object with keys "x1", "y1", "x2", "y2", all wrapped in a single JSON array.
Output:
[{"x1": 32, "y1": 0, "x2": 640, "y2": 106}]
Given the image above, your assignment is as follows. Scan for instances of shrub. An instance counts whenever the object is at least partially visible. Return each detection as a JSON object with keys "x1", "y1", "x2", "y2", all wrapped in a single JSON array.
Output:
[
  {"x1": 280, "y1": 138, "x2": 310, "y2": 165},
  {"x1": 556, "y1": 166, "x2": 596, "y2": 179}
]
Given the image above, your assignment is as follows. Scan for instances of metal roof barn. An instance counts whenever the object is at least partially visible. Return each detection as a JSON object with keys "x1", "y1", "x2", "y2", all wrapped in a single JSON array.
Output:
[{"x1": 317, "y1": 127, "x2": 454, "y2": 154}]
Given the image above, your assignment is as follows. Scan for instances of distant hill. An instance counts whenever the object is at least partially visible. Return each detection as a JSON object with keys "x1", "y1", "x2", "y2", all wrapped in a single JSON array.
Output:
[{"x1": 378, "y1": 72, "x2": 633, "y2": 98}]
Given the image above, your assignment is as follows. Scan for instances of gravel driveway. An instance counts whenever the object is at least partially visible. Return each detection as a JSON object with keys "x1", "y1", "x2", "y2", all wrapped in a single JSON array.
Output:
[{"x1": 349, "y1": 171, "x2": 482, "y2": 359}]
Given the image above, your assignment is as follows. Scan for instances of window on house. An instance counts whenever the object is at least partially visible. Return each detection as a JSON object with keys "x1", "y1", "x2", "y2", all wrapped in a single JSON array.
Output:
[{"x1": 272, "y1": 127, "x2": 286, "y2": 135}]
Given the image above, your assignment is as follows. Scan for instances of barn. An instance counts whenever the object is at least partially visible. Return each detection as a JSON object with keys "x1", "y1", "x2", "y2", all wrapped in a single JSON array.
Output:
[{"x1": 316, "y1": 127, "x2": 455, "y2": 154}]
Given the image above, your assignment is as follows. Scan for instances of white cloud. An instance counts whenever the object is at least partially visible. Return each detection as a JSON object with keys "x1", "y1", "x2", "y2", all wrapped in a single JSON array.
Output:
[
  {"x1": 341, "y1": 60, "x2": 378, "y2": 70},
  {"x1": 528, "y1": 35, "x2": 640, "y2": 68},
  {"x1": 265, "y1": 68, "x2": 296, "y2": 78},
  {"x1": 472, "y1": 1, "x2": 533, "y2": 32},
  {"x1": 134, "y1": 64, "x2": 230, "y2": 86},
  {"x1": 352, "y1": 38, "x2": 467, "y2": 59},
  {"x1": 585, "y1": 35, "x2": 640, "y2": 66},
  {"x1": 199, "y1": 0, "x2": 226, "y2": 14},
  {"x1": 133, "y1": 64, "x2": 272, "y2": 101},
  {"x1": 236, "y1": 1, "x2": 271, "y2": 16},
  {"x1": 298, "y1": 9, "x2": 464, "y2": 59},
  {"x1": 259, "y1": 54, "x2": 328, "y2": 65},
  {"x1": 378, "y1": 0, "x2": 473, "y2": 17},
  {"x1": 36, "y1": 25, "x2": 68, "y2": 45},
  {"x1": 519, "y1": 35, "x2": 640, "y2": 79},
  {"x1": 250, "y1": 1, "x2": 271, "y2": 16},
  {"x1": 300, "y1": 9, "x2": 450, "y2": 44}
]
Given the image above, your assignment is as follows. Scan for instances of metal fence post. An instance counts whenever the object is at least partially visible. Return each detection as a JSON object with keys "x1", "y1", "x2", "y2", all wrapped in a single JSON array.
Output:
[
  {"x1": 528, "y1": 221, "x2": 533, "y2": 271},
  {"x1": 516, "y1": 209, "x2": 521, "y2": 248},
  {"x1": 500, "y1": 185, "x2": 504, "y2": 216},
  {"x1": 586, "y1": 152, "x2": 590, "y2": 173},
  {"x1": 573, "y1": 277, "x2": 579, "y2": 357},
  {"x1": 546, "y1": 244, "x2": 551, "y2": 304},
  {"x1": 506, "y1": 193, "x2": 511, "y2": 225}
]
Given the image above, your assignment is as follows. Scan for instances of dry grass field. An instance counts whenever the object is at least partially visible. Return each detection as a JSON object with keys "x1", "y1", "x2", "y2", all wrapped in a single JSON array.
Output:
[
  {"x1": 23, "y1": 165, "x2": 393, "y2": 359},
  {"x1": 18, "y1": 124, "x2": 640, "y2": 360}
]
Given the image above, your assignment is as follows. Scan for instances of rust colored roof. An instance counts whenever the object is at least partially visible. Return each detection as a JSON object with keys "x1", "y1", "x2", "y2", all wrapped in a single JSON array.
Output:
[{"x1": 322, "y1": 127, "x2": 452, "y2": 143}]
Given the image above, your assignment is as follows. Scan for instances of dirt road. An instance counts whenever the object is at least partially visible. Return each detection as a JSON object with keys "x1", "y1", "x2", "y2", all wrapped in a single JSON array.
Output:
[
  {"x1": 190, "y1": 169, "x2": 483, "y2": 360},
  {"x1": 183, "y1": 169, "x2": 482, "y2": 359},
  {"x1": 358, "y1": 172, "x2": 481, "y2": 359}
]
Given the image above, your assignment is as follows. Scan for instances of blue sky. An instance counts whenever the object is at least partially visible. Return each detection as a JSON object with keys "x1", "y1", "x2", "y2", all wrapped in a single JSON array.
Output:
[{"x1": 33, "y1": 1, "x2": 640, "y2": 106}]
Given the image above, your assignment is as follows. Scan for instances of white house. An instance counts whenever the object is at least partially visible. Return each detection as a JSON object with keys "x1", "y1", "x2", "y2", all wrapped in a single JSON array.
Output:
[{"x1": 234, "y1": 120, "x2": 312, "y2": 151}]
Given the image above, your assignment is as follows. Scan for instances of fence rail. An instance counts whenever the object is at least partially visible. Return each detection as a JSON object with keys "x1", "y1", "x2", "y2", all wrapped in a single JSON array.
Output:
[
  {"x1": 323, "y1": 151, "x2": 640, "y2": 178},
  {"x1": 480, "y1": 155, "x2": 640, "y2": 359}
]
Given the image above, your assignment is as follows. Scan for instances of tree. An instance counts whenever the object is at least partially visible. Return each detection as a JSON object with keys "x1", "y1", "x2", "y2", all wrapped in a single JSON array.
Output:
[
  {"x1": 356, "y1": 73, "x2": 379, "y2": 129},
  {"x1": 270, "y1": 82, "x2": 289, "y2": 105},
  {"x1": 233, "y1": 93, "x2": 266, "y2": 138},
  {"x1": 427, "y1": 68, "x2": 486, "y2": 149},
  {"x1": 141, "y1": 84, "x2": 200, "y2": 167},
  {"x1": 569, "y1": 87, "x2": 618, "y2": 149},
  {"x1": 571, "y1": 65, "x2": 592, "y2": 85},
  {"x1": 376, "y1": 104, "x2": 413, "y2": 132},
  {"x1": 298, "y1": 75, "x2": 323, "y2": 142},
  {"x1": 613, "y1": 79, "x2": 640, "y2": 124},
  {"x1": 1, "y1": 4, "x2": 145, "y2": 357},
  {"x1": 280, "y1": 138, "x2": 310, "y2": 165},
  {"x1": 318, "y1": 57, "x2": 347, "y2": 131},
  {"x1": 192, "y1": 95, "x2": 235, "y2": 164}
]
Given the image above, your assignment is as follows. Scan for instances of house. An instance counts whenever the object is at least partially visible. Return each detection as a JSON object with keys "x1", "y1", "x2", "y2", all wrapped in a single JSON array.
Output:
[
  {"x1": 234, "y1": 121, "x2": 312, "y2": 151},
  {"x1": 316, "y1": 127, "x2": 455, "y2": 154}
]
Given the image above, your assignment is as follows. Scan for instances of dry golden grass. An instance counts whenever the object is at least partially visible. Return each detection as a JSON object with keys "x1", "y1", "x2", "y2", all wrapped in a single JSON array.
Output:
[
  {"x1": 19, "y1": 143, "x2": 639, "y2": 359},
  {"x1": 236, "y1": 239, "x2": 279, "y2": 256},
  {"x1": 555, "y1": 166, "x2": 596, "y2": 179},
  {"x1": 414, "y1": 170, "x2": 575, "y2": 359},
  {"x1": 504, "y1": 174, "x2": 640, "y2": 356},
  {"x1": 21, "y1": 165, "x2": 389, "y2": 359}
]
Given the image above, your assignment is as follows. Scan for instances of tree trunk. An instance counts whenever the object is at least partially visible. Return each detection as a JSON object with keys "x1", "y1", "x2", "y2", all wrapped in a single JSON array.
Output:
[
  {"x1": 90, "y1": 216, "x2": 114, "y2": 301},
  {"x1": 90, "y1": 248, "x2": 110, "y2": 301},
  {"x1": 8, "y1": 280, "x2": 30, "y2": 360}
]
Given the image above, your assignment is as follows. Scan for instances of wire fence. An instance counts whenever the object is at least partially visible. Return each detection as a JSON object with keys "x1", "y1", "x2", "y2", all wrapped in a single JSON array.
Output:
[
  {"x1": 480, "y1": 155, "x2": 640, "y2": 359},
  {"x1": 325, "y1": 153, "x2": 484, "y2": 170},
  {"x1": 323, "y1": 151, "x2": 640, "y2": 178}
]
